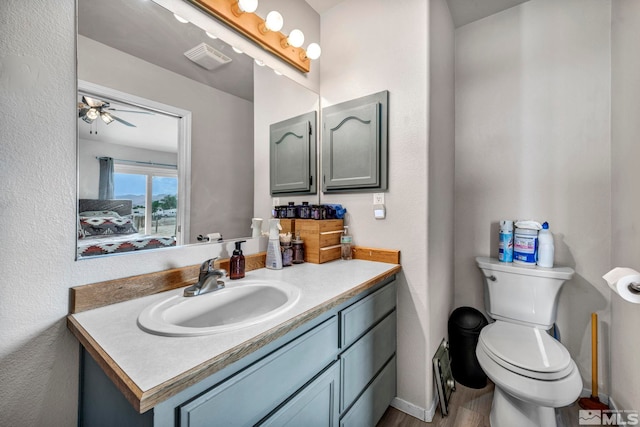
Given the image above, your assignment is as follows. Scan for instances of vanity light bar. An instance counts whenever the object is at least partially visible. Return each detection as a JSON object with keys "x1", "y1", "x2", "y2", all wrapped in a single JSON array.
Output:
[{"x1": 186, "y1": 0, "x2": 311, "y2": 73}]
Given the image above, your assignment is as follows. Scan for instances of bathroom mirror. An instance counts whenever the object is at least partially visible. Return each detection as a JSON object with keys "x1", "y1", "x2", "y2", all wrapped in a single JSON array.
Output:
[{"x1": 77, "y1": 0, "x2": 319, "y2": 258}]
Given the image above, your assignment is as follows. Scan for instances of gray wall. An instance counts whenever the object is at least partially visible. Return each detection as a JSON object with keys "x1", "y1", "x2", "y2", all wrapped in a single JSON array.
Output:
[
  {"x1": 319, "y1": 0, "x2": 455, "y2": 419},
  {"x1": 611, "y1": 0, "x2": 640, "y2": 411},
  {"x1": 454, "y1": 0, "x2": 612, "y2": 397}
]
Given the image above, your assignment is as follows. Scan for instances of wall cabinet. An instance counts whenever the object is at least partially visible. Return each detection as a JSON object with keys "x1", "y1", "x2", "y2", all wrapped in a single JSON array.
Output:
[
  {"x1": 321, "y1": 91, "x2": 388, "y2": 193},
  {"x1": 270, "y1": 111, "x2": 317, "y2": 195},
  {"x1": 80, "y1": 277, "x2": 396, "y2": 427}
]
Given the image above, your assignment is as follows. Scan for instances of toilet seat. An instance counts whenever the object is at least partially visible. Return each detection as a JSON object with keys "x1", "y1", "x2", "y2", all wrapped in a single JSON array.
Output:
[{"x1": 478, "y1": 322, "x2": 573, "y2": 380}]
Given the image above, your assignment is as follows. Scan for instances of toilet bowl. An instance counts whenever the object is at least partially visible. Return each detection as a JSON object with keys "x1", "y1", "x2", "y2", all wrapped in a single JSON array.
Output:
[
  {"x1": 476, "y1": 322, "x2": 582, "y2": 427},
  {"x1": 475, "y1": 257, "x2": 582, "y2": 427}
]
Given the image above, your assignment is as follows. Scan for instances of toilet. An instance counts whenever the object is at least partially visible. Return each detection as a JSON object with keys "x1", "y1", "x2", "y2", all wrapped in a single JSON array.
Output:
[{"x1": 475, "y1": 257, "x2": 583, "y2": 427}]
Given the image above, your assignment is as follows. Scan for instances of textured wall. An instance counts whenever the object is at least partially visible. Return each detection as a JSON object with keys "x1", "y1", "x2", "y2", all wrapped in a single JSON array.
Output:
[
  {"x1": 0, "y1": 1, "x2": 270, "y2": 425},
  {"x1": 611, "y1": 0, "x2": 640, "y2": 411},
  {"x1": 319, "y1": 0, "x2": 439, "y2": 418},
  {"x1": 454, "y1": 0, "x2": 611, "y2": 397}
]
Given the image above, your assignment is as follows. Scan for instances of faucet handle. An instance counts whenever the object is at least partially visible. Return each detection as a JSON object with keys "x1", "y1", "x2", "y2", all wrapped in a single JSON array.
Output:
[{"x1": 199, "y1": 257, "x2": 219, "y2": 280}]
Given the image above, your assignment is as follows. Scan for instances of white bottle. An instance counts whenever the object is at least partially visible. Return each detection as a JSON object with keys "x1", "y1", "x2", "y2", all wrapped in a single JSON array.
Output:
[
  {"x1": 537, "y1": 221, "x2": 554, "y2": 268},
  {"x1": 265, "y1": 219, "x2": 283, "y2": 269}
]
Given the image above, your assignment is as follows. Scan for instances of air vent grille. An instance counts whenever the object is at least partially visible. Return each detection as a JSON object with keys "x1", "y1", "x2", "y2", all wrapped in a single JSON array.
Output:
[{"x1": 184, "y1": 43, "x2": 232, "y2": 70}]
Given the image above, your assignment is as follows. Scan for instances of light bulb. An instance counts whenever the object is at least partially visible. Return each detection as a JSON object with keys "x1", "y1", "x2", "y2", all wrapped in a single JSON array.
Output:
[
  {"x1": 205, "y1": 31, "x2": 217, "y2": 39},
  {"x1": 254, "y1": 59, "x2": 265, "y2": 66},
  {"x1": 287, "y1": 29, "x2": 304, "y2": 48},
  {"x1": 232, "y1": 46, "x2": 244, "y2": 54},
  {"x1": 237, "y1": 0, "x2": 258, "y2": 13},
  {"x1": 305, "y1": 43, "x2": 321, "y2": 60},
  {"x1": 86, "y1": 108, "x2": 99, "y2": 120},
  {"x1": 173, "y1": 14, "x2": 189, "y2": 24},
  {"x1": 264, "y1": 11, "x2": 283, "y2": 32},
  {"x1": 100, "y1": 112, "x2": 114, "y2": 124}
]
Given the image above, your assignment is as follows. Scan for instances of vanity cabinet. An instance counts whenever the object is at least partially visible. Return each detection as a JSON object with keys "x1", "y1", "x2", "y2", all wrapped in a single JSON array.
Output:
[{"x1": 79, "y1": 277, "x2": 397, "y2": 427}]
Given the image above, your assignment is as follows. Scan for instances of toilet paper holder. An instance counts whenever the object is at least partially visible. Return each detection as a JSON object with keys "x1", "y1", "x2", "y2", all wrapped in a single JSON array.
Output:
[{"x1": 629, "y1": 282, "x2": 640, "y2": 294}]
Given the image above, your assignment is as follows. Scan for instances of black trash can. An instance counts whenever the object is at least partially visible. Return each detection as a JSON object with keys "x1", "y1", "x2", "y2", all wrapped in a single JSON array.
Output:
[{"x1": 448, "y1": 307, "x2": 488, "y2": 389}]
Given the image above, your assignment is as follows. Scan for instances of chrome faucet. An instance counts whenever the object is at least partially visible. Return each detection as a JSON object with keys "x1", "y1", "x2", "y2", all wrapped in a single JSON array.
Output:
[{"x1": 183, "y1": 258, "x2": 227, "y2": 297}]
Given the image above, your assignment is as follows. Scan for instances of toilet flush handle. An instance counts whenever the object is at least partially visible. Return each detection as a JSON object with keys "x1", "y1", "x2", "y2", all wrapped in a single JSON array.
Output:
[{"x1": 485, "y1": 275, "x2": 496, "y2": 282}]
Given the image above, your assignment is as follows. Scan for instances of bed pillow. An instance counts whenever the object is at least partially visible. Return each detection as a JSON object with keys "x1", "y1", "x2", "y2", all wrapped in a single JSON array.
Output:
[
  {"x1": 79, "y1": 216, "x2": 138, "y2": 236},
  {"x1": 79, "y1": 210, "x2": 122, "y2": 218}
]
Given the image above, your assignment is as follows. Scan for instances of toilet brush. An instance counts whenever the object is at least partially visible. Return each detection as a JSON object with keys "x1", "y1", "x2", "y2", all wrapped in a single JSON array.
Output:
[{"x1": 578, "y1": 313, "x2": 610, "y2": 410}]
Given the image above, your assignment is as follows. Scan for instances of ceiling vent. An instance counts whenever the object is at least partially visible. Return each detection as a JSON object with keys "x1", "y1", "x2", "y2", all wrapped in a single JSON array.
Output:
[{"x1": 184, "y1": 43, "x2": 232, "y2": 70}]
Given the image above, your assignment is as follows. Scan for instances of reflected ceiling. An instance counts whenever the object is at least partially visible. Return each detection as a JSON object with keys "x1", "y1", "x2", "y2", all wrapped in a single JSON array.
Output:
[{"x1": 78, "y1": 0, "x2": 254, "y2": 101}]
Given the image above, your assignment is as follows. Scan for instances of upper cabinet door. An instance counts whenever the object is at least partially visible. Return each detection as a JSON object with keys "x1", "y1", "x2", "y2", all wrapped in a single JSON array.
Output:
[
  {"x1": 322, "y1": 91, "x2": 388, "y2": 193},
  {"x1": 270, "y1": 111, "x2": 317, "y2": 195}
]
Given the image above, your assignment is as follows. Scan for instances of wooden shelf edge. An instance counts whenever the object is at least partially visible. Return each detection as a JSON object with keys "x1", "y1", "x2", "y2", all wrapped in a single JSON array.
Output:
[{"x1": 352, "y1": 246, "x2": 400, "y2": 264}]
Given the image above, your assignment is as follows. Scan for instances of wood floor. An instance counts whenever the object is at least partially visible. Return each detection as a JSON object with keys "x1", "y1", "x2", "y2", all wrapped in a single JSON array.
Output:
[{"x1": 376, "y1": 381, "x2": 582, "y2": 427}]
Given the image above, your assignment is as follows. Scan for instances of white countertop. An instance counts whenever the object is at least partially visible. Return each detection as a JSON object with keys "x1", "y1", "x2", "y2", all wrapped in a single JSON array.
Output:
[{"x1": 70, "y1": 260, "x2": 400, "y2": 397}]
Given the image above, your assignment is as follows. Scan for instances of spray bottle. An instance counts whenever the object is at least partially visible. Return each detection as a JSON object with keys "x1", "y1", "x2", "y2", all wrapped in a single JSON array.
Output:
[{"x1": 266, "y1": 219, "x2": 283, "y2": 269}]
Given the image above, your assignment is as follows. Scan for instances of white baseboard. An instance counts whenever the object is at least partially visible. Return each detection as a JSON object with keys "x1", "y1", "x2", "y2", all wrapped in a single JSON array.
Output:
[{"x1": 390, "y1": 395, "x2": 439, "y2": 422}]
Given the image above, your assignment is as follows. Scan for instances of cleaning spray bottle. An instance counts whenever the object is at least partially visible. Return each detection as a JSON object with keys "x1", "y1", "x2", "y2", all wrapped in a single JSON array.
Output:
[{"x1": 266, "y1": 219, "x2": 283, "y2": 270}]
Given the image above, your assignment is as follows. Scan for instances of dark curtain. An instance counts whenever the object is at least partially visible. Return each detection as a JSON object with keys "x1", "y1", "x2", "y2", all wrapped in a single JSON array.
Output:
[{"x1": 98, "y1": 157, "x2": 114, "y2": 199}]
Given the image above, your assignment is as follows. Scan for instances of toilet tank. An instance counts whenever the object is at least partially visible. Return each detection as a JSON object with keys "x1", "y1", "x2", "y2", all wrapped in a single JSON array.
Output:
[{"x1": 475, "y1": 257, "x2": 574, "y2": 329}]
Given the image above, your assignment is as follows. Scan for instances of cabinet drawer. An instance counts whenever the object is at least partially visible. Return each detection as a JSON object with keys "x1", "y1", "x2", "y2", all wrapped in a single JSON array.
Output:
[
  {"x1": 340, "y1": 311, "x2": 396, "y2": 413},
  {"x1": 340, "y1": 281, "x2": 396, "y2": 348},
  {"x1": 340, "y1": 355, "x2": 396, "y2": 427},
  {"x1": 180, "y1": 316, "x2": 338, "y2": 427},
  {"x1": 260, "y1": 362, "x2": 340, "y2": 426}
]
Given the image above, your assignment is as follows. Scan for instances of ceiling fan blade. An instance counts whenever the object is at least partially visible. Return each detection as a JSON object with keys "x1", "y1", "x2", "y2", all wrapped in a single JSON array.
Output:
[
  {"x1": 107, "y1": 108, "x2": 154, "y2": 115},
  {"x1": 82, "y1": 96, "x2": 106, "y2": 108},
  {"x1": 110, "y1": 114, "x2": 136, "y2": 127}
]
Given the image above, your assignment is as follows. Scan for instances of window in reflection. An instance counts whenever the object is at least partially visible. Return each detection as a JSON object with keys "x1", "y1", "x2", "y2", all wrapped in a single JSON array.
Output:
[{"x1": 113, "y1": 164, "x2": 178, "y2": 236}]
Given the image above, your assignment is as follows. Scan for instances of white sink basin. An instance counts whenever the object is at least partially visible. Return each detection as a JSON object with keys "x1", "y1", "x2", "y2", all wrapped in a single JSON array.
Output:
[{"x1": 137, "y1": 280, "x2": 301, "y2": 337}]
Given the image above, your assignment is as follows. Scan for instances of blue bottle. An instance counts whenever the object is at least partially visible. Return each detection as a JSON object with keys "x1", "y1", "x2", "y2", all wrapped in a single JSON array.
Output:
[{"x1": 499, "y1": 220, "x2": 513, "y2": 262}]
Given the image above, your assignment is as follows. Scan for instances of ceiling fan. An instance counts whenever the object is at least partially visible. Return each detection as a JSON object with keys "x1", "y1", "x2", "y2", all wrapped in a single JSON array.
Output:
[{"x1": 78, "y1": 95, "x2": 152, "y2": 127}]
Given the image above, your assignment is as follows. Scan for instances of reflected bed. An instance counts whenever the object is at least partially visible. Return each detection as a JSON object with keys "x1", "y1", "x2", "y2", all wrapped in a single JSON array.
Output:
[{"x1": 77, "y1": 199, "x2": 176, "y2": 258}]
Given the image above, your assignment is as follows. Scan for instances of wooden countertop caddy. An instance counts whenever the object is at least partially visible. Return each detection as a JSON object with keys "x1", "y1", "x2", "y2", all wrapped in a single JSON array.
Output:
[{"x1": 280, "y1": 218, "x2": 344, "y2": 263}]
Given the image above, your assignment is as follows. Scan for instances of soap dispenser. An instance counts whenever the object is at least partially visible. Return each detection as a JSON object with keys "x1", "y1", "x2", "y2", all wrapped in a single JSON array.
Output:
[{"x1": 230, "y1": 240, "x2": 246, "y2": 279}]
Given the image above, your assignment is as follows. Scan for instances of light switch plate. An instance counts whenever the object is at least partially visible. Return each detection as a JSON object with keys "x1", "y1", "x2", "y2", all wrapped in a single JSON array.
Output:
[
  {"x1": 272, "y1": 197, "x2": 280, "y2": 206},
  {"x1": 373, "y1": 193, "x2": 385, "y2": 204}
]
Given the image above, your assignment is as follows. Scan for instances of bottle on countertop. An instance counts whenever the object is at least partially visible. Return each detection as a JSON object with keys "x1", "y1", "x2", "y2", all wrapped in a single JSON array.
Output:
[
  {"x1": 229, "y1": 240, "x2": 246, "y2": 279},
  {"x1": 292, "y1": 234, "x2": 305, "y2": 264},
  {"x1": 341, "y1": 226, "x2": 352, "y2": 260},
  {"x1": 266, "y1": 219, "x2": 283, "y2": 270},
  {"x1": 537, "y1": 222, "x2": 554, "y2": 268}
]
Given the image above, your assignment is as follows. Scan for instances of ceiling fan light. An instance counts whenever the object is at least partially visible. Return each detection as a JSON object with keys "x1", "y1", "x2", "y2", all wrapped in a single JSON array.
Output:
[
  {"x1": 100, "y1": 112, "x2": 115, "y2": 124},
  {"x1": 86, "y1": 108, "x2": 99, "y2": 120}
]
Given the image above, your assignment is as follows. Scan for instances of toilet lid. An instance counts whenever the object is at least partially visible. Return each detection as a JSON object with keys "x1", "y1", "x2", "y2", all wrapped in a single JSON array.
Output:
[{"x1": 479, "y1": 322, "x2": 573, "y2": 380}]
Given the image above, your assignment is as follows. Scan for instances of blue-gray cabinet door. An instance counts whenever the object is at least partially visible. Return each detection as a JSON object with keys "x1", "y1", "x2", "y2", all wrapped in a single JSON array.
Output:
[
  {"x1": 322, "y1": 91, "x2": 388, "y2": 193},
  {"x1": 270, "y1": 111, "x2": 317, "y2": 195},
  {"x1": 260, "y1": 362, "x2": 340, "y2": 427}
]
